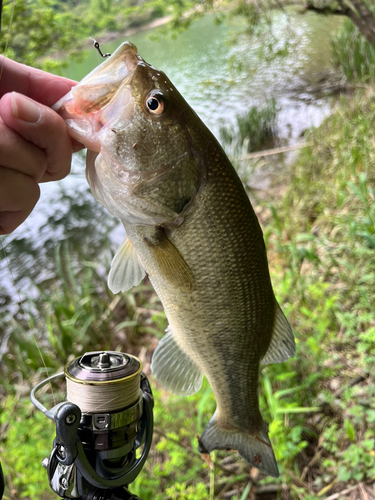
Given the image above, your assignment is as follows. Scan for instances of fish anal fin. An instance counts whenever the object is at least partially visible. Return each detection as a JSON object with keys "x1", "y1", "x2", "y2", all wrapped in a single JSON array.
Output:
[
  {"x1": 198, "y1": 416, "x2": 279, "y2": 478},
  {"x1": 151, "y1": 327, "x2": 202, "y2": 396},
  {"x1": 262, "y1": 303, "x2": 295, "y2": 365},
  {"x1": 144, "y1": 229, "x2": 194, "y2": 290},
  {"x1": 108, "y1": 237, "x2": 146, "y2": 294}
]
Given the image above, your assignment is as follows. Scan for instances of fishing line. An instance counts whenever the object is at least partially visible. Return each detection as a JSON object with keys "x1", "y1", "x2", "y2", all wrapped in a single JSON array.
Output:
[
  {"x1": 0, "y1": 0, "x2": 3, "y2": 38},
  {"x1": 0, "y1": 0, "x2": 16, "y2": 82},
  {"x1": 66, "y1": 368, "x2": 142, "y2": 413},
  {"x1": 0, "y1": 240, "x2": 57, "y2": 405},
  {"x1": 0, "y1": 0, "x2": 56, "y2": 402}
]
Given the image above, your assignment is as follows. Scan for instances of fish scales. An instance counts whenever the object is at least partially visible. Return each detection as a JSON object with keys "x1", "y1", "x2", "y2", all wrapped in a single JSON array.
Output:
[
  {"x1": 126, "y1": 141, "x2": 275, "y2": 428},
  {"x1": 53, "y1": 41, "x2": 295, "y2": 477}
]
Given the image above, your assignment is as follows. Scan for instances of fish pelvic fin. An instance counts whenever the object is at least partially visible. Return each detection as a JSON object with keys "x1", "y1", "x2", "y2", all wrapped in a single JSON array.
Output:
[
  {"x1": 144, "y1": 229, "x2": 195, "y2": 291},
  {"x1": 108, "y1": 237, "x2": 146, "y2": 293},
  {"x1": 151, "y1": 326, "x2": 203, "y2": 396},
  {"x1": 261, "y1": 302, "x2": 295, "y2": 365},
  {"x1": 198, "y1": 415, "x2": 279, "y2": 478}
]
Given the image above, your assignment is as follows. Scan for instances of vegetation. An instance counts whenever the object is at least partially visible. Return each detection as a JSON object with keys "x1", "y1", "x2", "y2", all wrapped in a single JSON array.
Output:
[
  {"x1": 0, "y1": 0, "x2": 177, "y2": 72},
  {"x1": 1, "y1": 0, "x2": 375, "y2": 499},
  {"x1": 331, "y1": 18, "x2": 375, "y2": 82},
  {"x1": 1, "y1": 86, "x2": 375, "y2": 498},
  {"x1": 0, "y1": 0, "x2": 198, "y2": 73},
  {"x1": 0, "y1": 0, "x2": 87, "y2": 73},
  {"x1": 261, "y1": 89, "x2": 375, "y2": 497},
  {"x1": 219, "y1": 99, "x2": 277, "y2": 154},
  {"x1": 2, "y1": 0, "x2": 375, "y2": 77},
  {"x1": 166, "y1": 0, "x2": 375, "y2": 46}
]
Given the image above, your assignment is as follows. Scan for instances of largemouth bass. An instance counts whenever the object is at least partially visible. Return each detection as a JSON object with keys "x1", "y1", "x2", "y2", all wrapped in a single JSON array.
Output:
[{"x1": 53, "y1": 42, "x2": 295, "y2": 477}]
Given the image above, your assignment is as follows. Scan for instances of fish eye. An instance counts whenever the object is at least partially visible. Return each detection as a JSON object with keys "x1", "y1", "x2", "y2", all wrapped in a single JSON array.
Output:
[{"x1": 145, "y1": 93, "x2": 165, "y2": 116}]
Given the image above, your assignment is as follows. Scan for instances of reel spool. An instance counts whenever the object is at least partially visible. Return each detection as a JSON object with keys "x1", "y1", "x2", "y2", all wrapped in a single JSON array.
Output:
[{"x1": 31, "y1": 351, "x2": 153, "y2": 500}]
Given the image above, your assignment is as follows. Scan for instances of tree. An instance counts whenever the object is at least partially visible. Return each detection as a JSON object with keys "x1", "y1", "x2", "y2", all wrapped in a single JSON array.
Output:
[
  {"x1": 305, "y1": 0, "x2": 375, "y2": 44},
  {"x1": 0, "y1": 0, "x2": 88, "y2": 72},
  {"x1": 166, "y1": 0, "x2": 375, "y2": 45}
]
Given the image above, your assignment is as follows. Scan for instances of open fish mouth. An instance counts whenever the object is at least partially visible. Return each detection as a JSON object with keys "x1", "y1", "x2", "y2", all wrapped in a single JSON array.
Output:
[{"x1": 52, "y1": 42, "x2": 142, "y2": 151}]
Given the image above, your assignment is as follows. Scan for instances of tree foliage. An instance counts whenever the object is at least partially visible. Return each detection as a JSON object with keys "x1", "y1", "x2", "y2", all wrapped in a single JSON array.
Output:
[
  {"x1": 1, "y1": 0, "x2": 375, "y2": 73},
  {"x1": 167, "y1": 0, "x2": 375, "y2": 44},
  {"x1": 0, "y1": 0, "x2": 193, "y2": 72},
  {"x1": 0, "y1": 0, "x2": 88, "y2": 72}
]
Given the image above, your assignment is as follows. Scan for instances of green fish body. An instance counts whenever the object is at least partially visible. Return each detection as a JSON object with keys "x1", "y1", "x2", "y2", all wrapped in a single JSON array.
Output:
[{"x1": 53, "y1": 42, "x2": 295, "y2": 477}]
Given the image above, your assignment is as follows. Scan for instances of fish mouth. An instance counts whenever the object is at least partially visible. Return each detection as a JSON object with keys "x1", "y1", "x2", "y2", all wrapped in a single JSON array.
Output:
[{"x1": 53, "y1": 42, "x2": 142, "y2": 150}]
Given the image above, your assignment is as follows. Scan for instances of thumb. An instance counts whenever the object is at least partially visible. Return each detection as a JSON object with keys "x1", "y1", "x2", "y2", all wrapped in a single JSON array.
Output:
[{"x1": 0, "y1": 92, "x2": 73, "y2": 182}]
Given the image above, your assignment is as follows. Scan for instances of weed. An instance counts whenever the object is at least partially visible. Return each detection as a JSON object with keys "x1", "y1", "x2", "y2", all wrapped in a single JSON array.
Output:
[
  {"x1": 331, "y1": 18, "x2": 375, "y2": 82},
  {"x1": 0, "y1": 396, "x2": 55, "y2": 500},
  {"x1": 2, "y1": 88, "x2": 375, "y2": 499},
  {"x1": 219, "y1": 98, "x2": 277, "y2": 154},
  {"x1": 0, "y1": 241, "x2": 162, "y2": 394}
]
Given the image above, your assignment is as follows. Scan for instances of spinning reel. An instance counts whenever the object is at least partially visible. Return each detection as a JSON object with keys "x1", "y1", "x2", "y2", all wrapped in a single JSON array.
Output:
[{"x1": 30, "y1": 351, "x2": 154, "y2": 500}]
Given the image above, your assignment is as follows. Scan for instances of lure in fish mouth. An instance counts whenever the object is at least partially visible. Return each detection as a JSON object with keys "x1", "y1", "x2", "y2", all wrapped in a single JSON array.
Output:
[{"x1": 54, "y1": 41, "x2": 295, "y2": 478}]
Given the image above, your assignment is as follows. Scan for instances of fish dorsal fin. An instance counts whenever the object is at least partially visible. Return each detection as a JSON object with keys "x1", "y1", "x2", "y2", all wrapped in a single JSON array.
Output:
[
  {"x1": 145, "y1": 230, "x2": 195, "y2": 290},
  {"x1": 151, "y1": 327, "x2": 203, "y2": 396},
  {"x1": 261, "y1": 304, "x2": 295, "y2": 364},
  {"x1": 108, "y1": 237, "x2": 146, "y2": 293}
]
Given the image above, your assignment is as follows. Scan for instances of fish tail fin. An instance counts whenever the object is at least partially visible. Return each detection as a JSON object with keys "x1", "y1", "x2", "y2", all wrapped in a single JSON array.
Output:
[{"x1": 198, "y1": 415, "x2": 279, "y2": 478}]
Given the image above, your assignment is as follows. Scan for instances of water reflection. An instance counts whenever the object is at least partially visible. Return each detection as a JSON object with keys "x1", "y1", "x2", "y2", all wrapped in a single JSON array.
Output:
[
  {"x1": 0, "y1": 11, "x2": 341, "y2": 313},
  {"x1": 0, "y1": 155, "x2": 116, "y2": 311},
  {"x1": 66, "y1": 11, "x2": 339, "y2": 140}
]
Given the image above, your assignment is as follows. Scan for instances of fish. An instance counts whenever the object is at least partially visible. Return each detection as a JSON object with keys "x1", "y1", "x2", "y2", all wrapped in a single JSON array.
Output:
[{"x1": 53, "y1": 41, "x2": 295, "y2": 477}]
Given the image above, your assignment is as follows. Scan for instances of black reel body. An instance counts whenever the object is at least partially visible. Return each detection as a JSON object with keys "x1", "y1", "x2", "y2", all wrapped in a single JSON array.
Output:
[{"x1": 31, "y1": 352, "x2": 153, "y2": 500}]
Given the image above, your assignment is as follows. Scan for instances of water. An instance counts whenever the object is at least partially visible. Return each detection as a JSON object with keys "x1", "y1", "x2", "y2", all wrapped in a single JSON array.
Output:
[
  {"x1": 0, "y1": 11, "x2": 341, "y2": 312},
  {"x1": 66, "y1": 11, "x2": 339, "y2": 140}
]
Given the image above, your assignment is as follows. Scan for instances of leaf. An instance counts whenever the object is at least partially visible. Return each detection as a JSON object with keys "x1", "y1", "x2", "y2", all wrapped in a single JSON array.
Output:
[
  {"x1": 239, "y1": 482, "x2": 252, "y2": 500},
  {"x1": 344, "y1": 418, "x2": 356, "y2": 442},
  {"x1": 362, "y1": 438, "x2": 375, "y2": 451},
  {"x1": 337, "y1": 466, "x2": 351, "y2": 482}
]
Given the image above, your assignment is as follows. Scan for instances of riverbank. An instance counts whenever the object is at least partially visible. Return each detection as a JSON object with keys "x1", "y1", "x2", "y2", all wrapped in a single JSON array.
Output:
[
  {"x1": 269, "y1": 87, "x2": 375, "y2": 498},
  {"x1": 1, "y1": 84, "x2": 374, "y2": 499}
]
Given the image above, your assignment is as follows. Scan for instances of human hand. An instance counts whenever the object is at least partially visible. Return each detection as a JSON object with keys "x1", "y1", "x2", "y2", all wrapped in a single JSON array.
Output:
[{"x1": 0, "y1": 57, "x2": 82, "y2": 235}]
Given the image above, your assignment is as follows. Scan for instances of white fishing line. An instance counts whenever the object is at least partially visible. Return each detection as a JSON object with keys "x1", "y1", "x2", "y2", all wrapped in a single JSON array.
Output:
[
  {"x1": 66, "y1": 370, "x2": 142, "y2": 413},
  {"x1": 0, "y1": 0, "x2": 48, "y2": 400},
  {"x1": 1, "y1": 240, "x2": 56, "y2": 404},
  {"x1": 0, "y1": 0, "x2": 16, "y2": 81}
]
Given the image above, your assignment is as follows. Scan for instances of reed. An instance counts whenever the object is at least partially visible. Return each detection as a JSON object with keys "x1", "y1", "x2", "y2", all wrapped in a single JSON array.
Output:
[{"x1": 331, "y1": 19, "x2": 375, "y2": 82}]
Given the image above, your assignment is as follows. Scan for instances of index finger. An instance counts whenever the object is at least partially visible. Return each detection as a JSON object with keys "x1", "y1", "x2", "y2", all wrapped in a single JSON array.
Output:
[{"x1": 0, "y1": 56, "x2": 77, "y2": 106}]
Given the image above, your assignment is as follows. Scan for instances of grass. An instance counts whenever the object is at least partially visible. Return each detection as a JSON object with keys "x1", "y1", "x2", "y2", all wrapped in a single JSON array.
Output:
[
  {"x1": 331, "y1": 18, "x2": 375, "y2": 82},
  {"x1": 0, "y1": 239, "x2": 165, "y2": 394},
  {"x1": 219, "y1": 98, "x2": 277, "y2": 155},
  {"x1": 260, "y1": 88, "x2": 375, "y2": 496},
  {"x1": 1, "y1": 88, "x2": 375, "y2": 499}
]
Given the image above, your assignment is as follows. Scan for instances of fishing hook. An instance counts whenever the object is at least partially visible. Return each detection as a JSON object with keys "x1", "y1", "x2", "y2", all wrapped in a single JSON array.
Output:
[{"x1": 90, "y1": 37, "x2": 111, "y2": 58}]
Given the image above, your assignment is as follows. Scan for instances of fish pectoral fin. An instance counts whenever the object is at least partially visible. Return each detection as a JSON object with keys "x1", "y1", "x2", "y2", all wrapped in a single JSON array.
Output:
[
  {"x1": 151, "y1": 326, "x2": 202, "y2": 396},
  {"x1": 198, "y1": 415, "x2": 279, "y2": 478},
  {"x1": 108, "y1": 237, "x2": 146, "y2": 293},
  {"x1": 261, "y1": 303, "x2": 295, "y2": 365},
  {"x1": 144, "y1": 229, "x2": 195, "y2": 290}
]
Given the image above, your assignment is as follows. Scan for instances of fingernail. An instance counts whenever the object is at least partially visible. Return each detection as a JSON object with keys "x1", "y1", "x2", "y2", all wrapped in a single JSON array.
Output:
[{"x1": 11, "y1": 92, "x2": 41, "y2": 123}]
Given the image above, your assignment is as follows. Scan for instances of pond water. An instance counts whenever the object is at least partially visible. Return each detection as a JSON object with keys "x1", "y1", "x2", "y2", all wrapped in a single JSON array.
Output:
[{"x1": 0, "y1": 11, "x2": 342, "y2": 317}]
